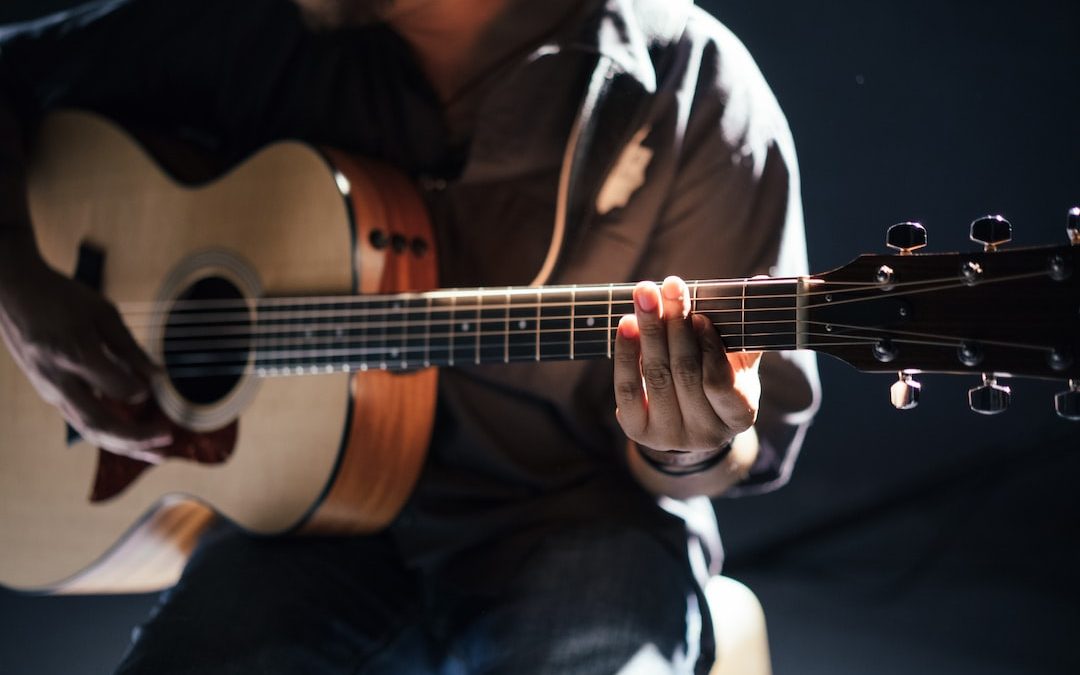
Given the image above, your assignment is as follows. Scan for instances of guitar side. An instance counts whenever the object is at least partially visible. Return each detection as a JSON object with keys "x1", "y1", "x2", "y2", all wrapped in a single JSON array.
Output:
[{"x1": 0, "y1": 112, "x2": 436, "y2": 593}]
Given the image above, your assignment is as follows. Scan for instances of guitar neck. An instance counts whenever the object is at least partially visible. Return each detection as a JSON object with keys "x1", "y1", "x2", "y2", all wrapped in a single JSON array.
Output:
[{"x1": 235, "y1": 278, "x2": 806, "y2": 375}]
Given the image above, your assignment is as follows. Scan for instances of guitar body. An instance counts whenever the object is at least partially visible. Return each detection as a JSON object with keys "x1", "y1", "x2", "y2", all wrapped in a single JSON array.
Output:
[{"x1": 0, "y1": 111, "x2": 437, "y2": 593}]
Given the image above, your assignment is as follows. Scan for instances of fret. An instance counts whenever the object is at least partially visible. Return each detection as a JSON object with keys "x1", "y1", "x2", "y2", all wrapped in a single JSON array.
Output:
[
  {"x1": 255, "y1": 301, "x2": 289, "y2": 373},
  {"x1": 569, "y1": 286, "x2": 576, "y2": 361},
  {"x1": 366, "y1": 297, "x2": 389, "y2": 369},
  {"x1": 452, "y1": 293, "x2": 479, "y2": 366},
  {"x1": 429, "y1": 295, "x2": 454, "y2": 367},
  {"x1": 573, "y1": 288, "x2": 611, "y2": 360},
  {"x1": 694, "y1": 282, "x2": 744, "y2": 350},
  {"x1": 338, "y1": 299, "x2": 364, "y2": 371},
  {"x1": 539, "y1": 290, "x2": 572, "y2": 360},
  {"x1": 744, "y1": 279, "x2": 799, "y2": 350},
  {"x1": 423, "y1": 295, "x2": 432, "y2": 367},
  {"x1": 479, "y1": 292, "x2": 505, "y2": 364},
  {"x1": 503, "y1": 290, "x2": 510, "y2": 364},
  {"x1": 509, "y1": 292, "x2": 538, "y2": 362},
  {"x1": 606, "y1": 284, "x2": 614, "y2": 359},
  {"x1": 311, "y1": 299, "x2": 340, "y2": 373},
  {"x1": 610, "y1": 286, "x2": 635, "y2": 348},
  {"x1": 534, "y1": 290, "x2": 541, "y2": 361},
  {"x1": 401, "y1": 296, "x2": 427, "y2": 369},
  {"x1": 252, "y1": 301, "x2": 268, "y2": 372},
  {"x1": 740, "y1": 279, "x2": 747, "y2": 353},
  {"x1": 382, "y1": 297, "x2": 406, "y2": 368}
]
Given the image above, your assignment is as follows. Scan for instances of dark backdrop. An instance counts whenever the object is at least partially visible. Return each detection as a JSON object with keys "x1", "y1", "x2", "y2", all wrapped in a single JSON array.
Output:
[{"x1": 1, "y1": 1, "x2": 1078, "y2": 673}]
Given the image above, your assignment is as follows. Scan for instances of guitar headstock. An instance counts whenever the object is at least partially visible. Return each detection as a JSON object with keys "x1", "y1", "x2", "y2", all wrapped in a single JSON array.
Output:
[{"x1": 807, "y1": 209, "x2": 1080, "y2": 418}]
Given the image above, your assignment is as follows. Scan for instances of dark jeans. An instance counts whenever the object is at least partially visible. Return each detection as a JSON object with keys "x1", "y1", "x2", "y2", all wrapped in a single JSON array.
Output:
[{"x1": 113, "y1": 520, "x2": 714, "y2": 674}]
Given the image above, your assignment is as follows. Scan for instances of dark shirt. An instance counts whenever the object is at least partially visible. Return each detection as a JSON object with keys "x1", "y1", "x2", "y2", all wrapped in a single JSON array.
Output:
[{"x1": 0, "y1": 0, "x2": 819, "y2": 572}]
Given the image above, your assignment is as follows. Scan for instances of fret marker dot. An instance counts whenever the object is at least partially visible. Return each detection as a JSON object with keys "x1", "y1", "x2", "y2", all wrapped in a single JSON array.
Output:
[
  {"x1": 461, "y1": 322, "x2": 470, "y2": 332},
  {"x1": 393, "y1": 302, "x2": 402, "y2": 310},
  {"x1": 586, "y1": 317, "x2": 595, "y2": 327},
  {"x1": 390, "y1": 347, "x2": 400, "y2": 358},
  {"x1": 518, "y1": 320, "x2": 527, "y2": 330},
  {"x1": 335, "y1": 328, "x2": 344, "y2": 337}
]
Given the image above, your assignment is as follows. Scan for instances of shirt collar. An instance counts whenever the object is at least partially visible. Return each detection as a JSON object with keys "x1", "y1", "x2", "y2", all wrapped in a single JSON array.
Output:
[{"x1": 571, "y1": 0, "x2": 692, "y2": 94}]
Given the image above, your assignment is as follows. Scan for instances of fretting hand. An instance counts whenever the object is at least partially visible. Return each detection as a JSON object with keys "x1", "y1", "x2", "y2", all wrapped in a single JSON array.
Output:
[{"x1": 613, "y1": 276, "x2": 761, "y2": 473}]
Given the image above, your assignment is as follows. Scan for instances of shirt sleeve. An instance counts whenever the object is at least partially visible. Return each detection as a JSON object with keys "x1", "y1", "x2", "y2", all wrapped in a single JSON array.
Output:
[{"x1": 635, "y1": 14, "x2": 821, "y2": 495}]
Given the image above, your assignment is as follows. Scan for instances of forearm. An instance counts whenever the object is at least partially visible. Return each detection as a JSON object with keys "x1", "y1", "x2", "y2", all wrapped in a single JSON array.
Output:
[{"x1": 626, "y1": 427, "x2": 759, "y2": 500}]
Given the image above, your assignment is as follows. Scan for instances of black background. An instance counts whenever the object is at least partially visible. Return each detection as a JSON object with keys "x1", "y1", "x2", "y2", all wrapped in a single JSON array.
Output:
[{"x1": 1, "y1": 1, "x2": 1079, "y2": 673}]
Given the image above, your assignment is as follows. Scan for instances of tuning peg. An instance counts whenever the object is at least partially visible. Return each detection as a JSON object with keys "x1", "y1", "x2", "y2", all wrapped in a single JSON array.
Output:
[
  {"x1": 890, "y1": 372, "x2": 921, "y2": 410},
  {"x1": 1054, "y1": 380, "x2": 1080, "y2": 421},
  {"x1": 1067, "y1": 207, "x2": 1080, "y2": 245},
  {"x1": 969, "y1": 215, "x2": 1012, "y2": 251},
  {"x1": 886, "y1": 222, "x2": 927, "y2": 255},
  {"x1": 968, "y1": 374, "x2": 1010, "y2": 415}
]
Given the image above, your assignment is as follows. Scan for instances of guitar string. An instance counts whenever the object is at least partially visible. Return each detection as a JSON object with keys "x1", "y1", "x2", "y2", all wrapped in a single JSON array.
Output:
[
  {"x1": 112, "y1": 270, "x2": 987, "y2": 321},
  {"x1": 161, "y1": 327, "x2": 813, "y2": 366},
  {"x1": 161, "y1": 334, "x2": 885, "y2": 380},
  {"x1": 118, "y1": 270, "x2": 1003, "y2": 313},
  {"x1": 158, "y1": 323, "x2": 1049, "y2": 370},
  {"x1": 154, "y1": 314, "x2": 1057, "y2": 361},
  {"x1": 154, "y1": 312, "x2": 795, "y2": 342},
  {"x1": 159, "y1": 317, "x2": 800, "y2": 352},
  {"x1": 802, "y1": 320, "x2": 1051, "y2": 354},
  {"x1": 130, "y1": 272, "x2": 1054, "y2": 358},
  {"x1": 117, "y1": 270, "x2": 1049, "y2": 330},
  {"x1": 159, "y1": 326, "x2": 1010, "y2": 380}
]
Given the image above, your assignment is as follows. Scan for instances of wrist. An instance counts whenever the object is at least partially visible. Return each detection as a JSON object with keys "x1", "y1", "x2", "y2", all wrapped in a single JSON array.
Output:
[{"x1": 634, "y1": 440, "x2": 733, "y2": 477}]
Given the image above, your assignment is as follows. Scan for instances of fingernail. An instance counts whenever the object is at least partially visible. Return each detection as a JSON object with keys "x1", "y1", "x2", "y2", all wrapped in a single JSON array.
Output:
[
  {"x1": 634, "y1": 284, "x2": 657, "y2": 312},
  {"x1": 618, "y1": 315, "x2": 638, "y2": 339},
  {"x1": 661, "y1": 277, "x2": 682, "y2": 301}
]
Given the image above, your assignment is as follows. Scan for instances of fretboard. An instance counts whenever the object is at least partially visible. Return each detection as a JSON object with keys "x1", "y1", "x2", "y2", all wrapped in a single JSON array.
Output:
[{"x1": 238, "y1": 279, "x2": 802, "y2": 376}]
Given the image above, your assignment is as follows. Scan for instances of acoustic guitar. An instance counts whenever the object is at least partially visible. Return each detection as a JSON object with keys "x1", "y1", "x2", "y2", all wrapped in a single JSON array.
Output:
[{"x1": 1, "y1": 111, "x2": 1077, "y2": 594}]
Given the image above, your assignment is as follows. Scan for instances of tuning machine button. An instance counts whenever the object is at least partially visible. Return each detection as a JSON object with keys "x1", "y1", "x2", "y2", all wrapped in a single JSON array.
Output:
[
  {"x1": 969, "y1": 215, "x2": 1012, "y2": 251},
  {"x1": 886, "y1": 222, "x2": 927, "y2": 255},
  {"x1": 1067, "y1": 207, "x2": 1080, "y2": 245},
  {"x1": 968, "y1": 374, "x2": 1010, "y2": 415},
  {"x1": 1054, "y1": 380, "x2": 1080, "y2": 421},
  {"x1": 890, "y1": 372, "x2": 921, "y2": 410}
]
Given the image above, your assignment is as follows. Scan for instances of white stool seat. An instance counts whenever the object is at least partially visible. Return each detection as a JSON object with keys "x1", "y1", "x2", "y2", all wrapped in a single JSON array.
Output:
[{"x1": 706, "y1": 576, "x2": 772, "y2": 675}]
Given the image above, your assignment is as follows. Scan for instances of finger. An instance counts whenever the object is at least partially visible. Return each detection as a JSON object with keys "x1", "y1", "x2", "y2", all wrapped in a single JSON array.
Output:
[
  {"x1": 96, "y1": 307, "x2": 160, "y2": 383},
  {"x1": 695, "y1": 315, "x2": 756, "y2": 433},
  {"x1": 613, "y1": 314, "x2": 646, "y2": 440},
  {"x1": 662, "y1": 278, "x2": 726, "y2": 448},
  {"x1": 63, "y1": 337, "x2": 149, "y2": 403},
  {"x1": 633, "y1": 281, "x2": 679, "y2": 438},
  {"x1": 56, "y1": 375, "x2": 172, "y2": 460}
]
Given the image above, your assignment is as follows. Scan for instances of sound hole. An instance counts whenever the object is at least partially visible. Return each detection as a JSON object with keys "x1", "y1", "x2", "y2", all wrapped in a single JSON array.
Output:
[{"x1": 163, "y1": 276, "x2": 250, "y2": 405}]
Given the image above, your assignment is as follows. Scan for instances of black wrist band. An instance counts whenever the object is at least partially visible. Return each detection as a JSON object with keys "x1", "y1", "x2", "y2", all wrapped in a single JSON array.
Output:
[{"x1": 635, "y1": 440, "x2": 733, "y2": 477}]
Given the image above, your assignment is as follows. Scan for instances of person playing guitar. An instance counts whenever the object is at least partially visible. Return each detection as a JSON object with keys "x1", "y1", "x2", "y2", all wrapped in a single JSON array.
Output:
[{"x1": 0, "y1": 0, "x2": 818, "y2": 672}]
